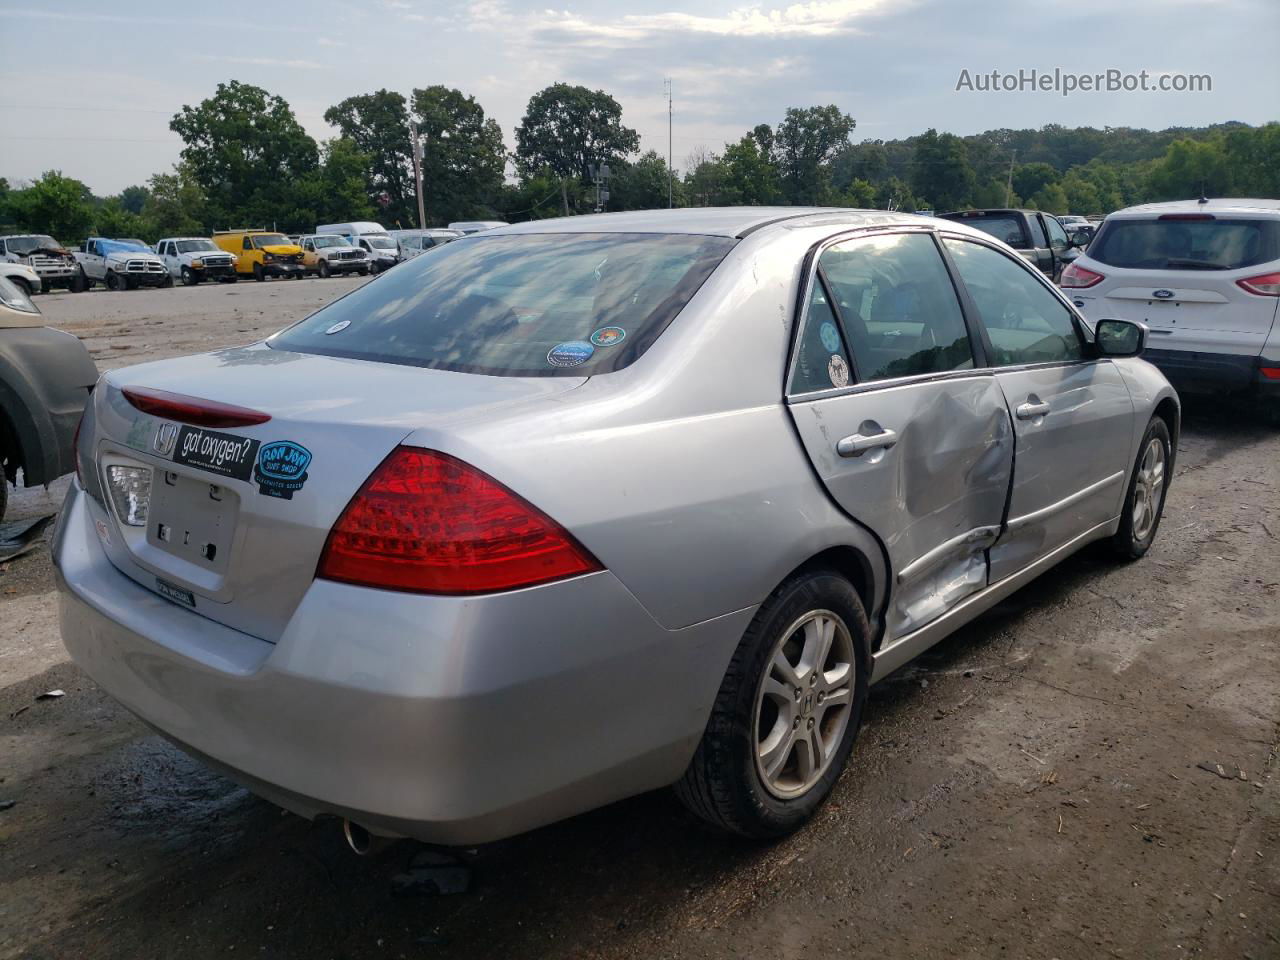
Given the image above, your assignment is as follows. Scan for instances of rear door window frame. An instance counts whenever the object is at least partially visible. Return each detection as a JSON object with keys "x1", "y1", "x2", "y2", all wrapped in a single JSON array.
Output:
[{"x1": 786, "y1": 226, "x2": 992, "y2": 401}]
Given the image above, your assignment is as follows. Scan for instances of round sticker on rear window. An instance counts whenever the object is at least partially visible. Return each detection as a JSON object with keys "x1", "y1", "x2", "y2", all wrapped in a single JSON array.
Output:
[
  {"x1": 590, "y1": 326, "x2": 627, "y2": 347},
  {"x1": 819, "y1": 321, "x2": 841, "y2": 353},
  {"x1": 325, "y1": 320, "x2": 351, "y2": 335},
  {"x1": 547, "y1": 340, "x2": 595, "y2": 367},
  {"x1": 828, "y1": 354, "x2": 850, "y2": 388}
]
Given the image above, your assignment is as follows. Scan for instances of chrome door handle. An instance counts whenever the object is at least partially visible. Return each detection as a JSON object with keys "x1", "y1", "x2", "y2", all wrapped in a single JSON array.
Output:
[
  {"x1": 837, "y1": 428, "x2": 898, "y2": 457},
  {"x1": 1016, "y1": 401, "x2": 1051, "y2": 420}
]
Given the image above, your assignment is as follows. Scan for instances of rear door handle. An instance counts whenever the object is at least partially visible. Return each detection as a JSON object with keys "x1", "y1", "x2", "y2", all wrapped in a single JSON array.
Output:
[
  {"x1": 1016, "y1": 400, "x2": 1051, "y2": 420},
  {"x1": 837, "y1": 428, "x2": 898, "y2": 457}
]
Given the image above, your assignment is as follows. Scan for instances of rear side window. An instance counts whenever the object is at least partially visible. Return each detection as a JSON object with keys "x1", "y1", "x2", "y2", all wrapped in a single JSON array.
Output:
[
  {"x1": 943, "y1": 238, "x2": 1083, "y2": 366},
  {"x1": 1089, "y1": 218, "x2": 1280, "y2": 270},
  {"x1": 271, "y1": 233, "x2": 735, "y2": 376},
  {"x1": 944, "y1": 215, "x2": 1027, "y2": 249},
  {"x1": 820, "y1": 232, "x2": 975, "y2": 383},
  {"x1": 791, "y1": 281, "x2": 853, "y2": 394}
]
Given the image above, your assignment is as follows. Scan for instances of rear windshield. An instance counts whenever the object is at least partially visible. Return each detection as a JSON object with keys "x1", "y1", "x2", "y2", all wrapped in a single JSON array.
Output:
[
  {"x1": 270, "y1": 232, "x2": 736, "y2": 376},
  {"x1": 942, "y1": 215, "x2": 1027, "y2": 249},
  {"x1": 1089, "y1": 218, "x2": 1280, "y2": 270}
]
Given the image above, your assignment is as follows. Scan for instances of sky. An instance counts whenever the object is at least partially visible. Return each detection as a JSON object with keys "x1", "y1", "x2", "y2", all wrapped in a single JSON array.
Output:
[{"x1": 1, "y1": 0, "x2": 1277, "y2": 195}]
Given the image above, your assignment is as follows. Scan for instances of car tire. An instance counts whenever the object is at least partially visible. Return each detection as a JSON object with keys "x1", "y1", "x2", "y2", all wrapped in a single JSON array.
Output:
[
  {"x1": 674, "y1": 568, "x2": 871, "y2": 838},
  {"x1": 0, "y1": 474, "x2": 7, "y2": 524},
  {"x1": 357, "y1": 267, "x2": 369, "y2": 277},
  {"x1": 161, "y1": 275, "x2": 174, "y2": 288},
  {"x1": 1110, "y1": 416, "x2": 1172, "y2": 560},
  {"x1": 71, "y1": 268, "x2": 89, "y2": 293},
  {"x1": 318, "y1": 260, "x2": 331, "y2": 279},
  {"x1": 105, "y1": 271, "x2": 121, "y2": 291},
  {"x1": 253, "y1": 263, "x2": 265, "y2": 282},
  {"x1": 181, "y1": 266, "x2": 197, "y2": 286}
]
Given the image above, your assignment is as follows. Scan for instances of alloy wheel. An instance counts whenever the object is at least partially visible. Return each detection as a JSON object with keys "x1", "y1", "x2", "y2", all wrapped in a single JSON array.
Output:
[
  {"x1": 1131, "y1": 437, "x2": 1166, "y2": 542},
  {"x1": 753, "y1": 609, "x2": 856, "y2": 799}
]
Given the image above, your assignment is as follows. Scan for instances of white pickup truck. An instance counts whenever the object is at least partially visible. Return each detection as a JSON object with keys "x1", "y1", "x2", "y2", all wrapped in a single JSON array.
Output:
[
  {"x1": 155, "y1": 237, "x2": 238, "y2": 285},
  {"x1": 0, "y1": 234, "x2": 80, "y2": 293},
  {"x1": 73, "y1": 238, "x2": 170, "y2": 291}
]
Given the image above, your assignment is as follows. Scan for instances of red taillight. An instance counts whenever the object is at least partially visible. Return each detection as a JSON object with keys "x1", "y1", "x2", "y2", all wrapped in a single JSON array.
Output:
[
  {"x1": 1060, "y1": 262, "x2": 1105, "y2": 289},
  {"x1": 121, "y1": 386, "x2": 271, "y2": 428},
  {"x1": 1260, "y1": 367, "x2": 1280, "y2": 380},
  {"x1": 1236, "y1": 272, "x2": 1280, "y2": 297},
  {"x1": 317, "y1": 447, "x2": 602, "y2": 595}
]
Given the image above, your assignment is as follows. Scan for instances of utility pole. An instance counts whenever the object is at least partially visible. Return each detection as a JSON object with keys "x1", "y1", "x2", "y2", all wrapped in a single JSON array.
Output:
[
  {"x1": 409, "y1": 121, "x2": 426, "y2": 229},
  {"x1": 664, "y1": 78, "x2": 673, "y2": 208},
  {"x1": 1004, "y1": 149, "x2": 1017, "y2": 207}
]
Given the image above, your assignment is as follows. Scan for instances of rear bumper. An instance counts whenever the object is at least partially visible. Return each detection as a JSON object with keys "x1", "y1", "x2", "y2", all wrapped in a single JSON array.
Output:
[
  {"x1": 53, "y1": 483, "x2": 745, "y2": 844},
  {"x1": 1141, "y1": 347, "x2": 1279, "y2": 396}
]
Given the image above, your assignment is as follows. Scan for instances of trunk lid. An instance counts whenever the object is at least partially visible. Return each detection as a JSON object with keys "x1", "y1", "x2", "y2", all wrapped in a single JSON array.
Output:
[{"x1": 88, "y1": 344, "x2": 586, "y2": 641}]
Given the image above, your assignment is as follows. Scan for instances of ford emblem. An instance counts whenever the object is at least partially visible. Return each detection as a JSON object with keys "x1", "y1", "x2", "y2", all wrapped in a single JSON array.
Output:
[{"x1": 1152, "y1": 289, "x2": 1175, "y2": 299}]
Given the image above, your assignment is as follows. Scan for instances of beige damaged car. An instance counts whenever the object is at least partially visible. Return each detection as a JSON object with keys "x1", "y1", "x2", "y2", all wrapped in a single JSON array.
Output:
[{"x1": 0, "y1": 277, "x2": 97, "y2": 520}]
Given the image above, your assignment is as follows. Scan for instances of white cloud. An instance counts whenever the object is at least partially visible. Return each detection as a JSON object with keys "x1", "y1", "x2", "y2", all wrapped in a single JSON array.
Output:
[{"x1": 317, "y1": 36, "x2": 346, "y2": 47}]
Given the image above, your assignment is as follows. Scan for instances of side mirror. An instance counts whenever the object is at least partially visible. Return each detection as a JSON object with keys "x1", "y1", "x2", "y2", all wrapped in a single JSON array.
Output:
[{"x1": 1095, "y1": 318, "x2": 1146, "y2": 358}]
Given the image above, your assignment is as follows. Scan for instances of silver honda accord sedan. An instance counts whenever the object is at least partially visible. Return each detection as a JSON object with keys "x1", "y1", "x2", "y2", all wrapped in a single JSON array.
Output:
[{"x1": 55, "y1": 208, "x2": 1178, "y2": 843}]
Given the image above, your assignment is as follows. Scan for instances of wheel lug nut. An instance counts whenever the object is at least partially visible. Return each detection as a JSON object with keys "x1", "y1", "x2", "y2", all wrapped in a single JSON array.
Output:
[
  {"x1": 817, "y1": 691, "x2": 825, "y2": 703},
  {"x1": 807, "y1": 718, "x2": 814, "y2": 729},
  {"x1": 793, "y1": 688, "x2": 801, "y2": 701},
  {"x1": 793, "y1": 717, "x2": 800, "y2": 729}
]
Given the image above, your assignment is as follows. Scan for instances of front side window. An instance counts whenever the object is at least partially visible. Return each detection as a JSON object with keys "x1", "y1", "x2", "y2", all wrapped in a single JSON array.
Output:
[
  {"x1": 819, "y1": 232, "x2": 975, "y2": 383},
  {"x1": 271, "y1": 232, "x2": 735, "y2": 376},
  {"x1": 1044, "y1": 216, "x2": 1070, "y2": 252},
  {"x1": 943, "y1": 237, "x2": 1083, "y2": 366}
]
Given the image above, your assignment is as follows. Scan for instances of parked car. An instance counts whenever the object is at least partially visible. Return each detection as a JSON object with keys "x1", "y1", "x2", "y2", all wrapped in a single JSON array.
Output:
[
  {"x1": 1063, "y1": 198, "x2": 1280, "y2": 402},
  {"x1": 0, "y1": 234, "x2": 80, "y2": 293},
  {"x1": 55, "y1": 208, "x2": 1176, "y2": 848},
  {"x1": 74, "y1": 238, "x2": 170, "y2": 291},
  {"x1": 352, "y1": 235, "x2": 401, "y2": 273},
  {"x1": 389, "y1": 228, "x2": 463, "y2": 260},
  {"x1": 296, "y1": 234, "x2": 370, "y2": 278},
  {"x1": 0, "y1": 277, "x2": 97, "y2": 521},
  {"x1": 938, "y1": 209, "x2": 1079, "y2": 280},
  {"x1": 213, "y1": 231, "x2": 306, "y2": 282},
  {"x1": 446, "y1": 220, "x2": 508, "y2": 235},
  {"x1": 156, "y1": 238, "x2": 238, "y2": 285},
  {"x1": 0, "y1": 261, "x2": 43, "y2": 299}
]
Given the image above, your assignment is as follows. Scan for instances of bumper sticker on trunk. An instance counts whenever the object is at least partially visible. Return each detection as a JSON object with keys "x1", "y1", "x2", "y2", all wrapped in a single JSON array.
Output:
[
  {"x1": 253, "y1": 441, "x2": 311, "y2": 499},
  {"x1": 174, "y1": 426, "x2": 260, "y2": 482}
]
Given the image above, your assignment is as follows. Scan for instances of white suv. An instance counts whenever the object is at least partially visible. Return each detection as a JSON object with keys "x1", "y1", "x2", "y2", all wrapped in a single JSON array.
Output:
[{"x1": 1063, "y1": 199, "x2": 1280, "y2": 402}]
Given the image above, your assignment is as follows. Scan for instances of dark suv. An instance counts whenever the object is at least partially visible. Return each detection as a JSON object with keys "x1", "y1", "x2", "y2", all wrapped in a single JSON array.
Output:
[{"x1": 939, "y1": 209, "x2": 1079, "y2": 281}]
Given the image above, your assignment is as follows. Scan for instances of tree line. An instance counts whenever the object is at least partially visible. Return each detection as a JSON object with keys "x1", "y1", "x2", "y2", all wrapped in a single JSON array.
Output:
[{"x1": 1, "y1": 77, "x2": 1276, "y2": 244}]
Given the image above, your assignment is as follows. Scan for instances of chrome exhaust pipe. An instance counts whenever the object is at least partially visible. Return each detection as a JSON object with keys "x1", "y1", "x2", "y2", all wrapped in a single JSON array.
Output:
[{"x1": 343, "y1": 818, "x2": 372, "y2": 856}]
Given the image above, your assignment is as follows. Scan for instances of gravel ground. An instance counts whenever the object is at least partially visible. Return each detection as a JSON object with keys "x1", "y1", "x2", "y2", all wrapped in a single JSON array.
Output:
[{"x1": 1, "y1": 280, "x2": 1277, "y2": 959}]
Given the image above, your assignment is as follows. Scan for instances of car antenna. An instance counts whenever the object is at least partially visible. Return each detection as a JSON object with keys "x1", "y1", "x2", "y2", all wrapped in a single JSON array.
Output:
[{"x1": 1198, "y1": 181, "x2": 1209, "y2": 205}]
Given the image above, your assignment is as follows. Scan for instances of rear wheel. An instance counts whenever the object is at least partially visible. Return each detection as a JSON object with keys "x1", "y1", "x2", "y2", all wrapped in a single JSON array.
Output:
[
  {"x1": 1111, "y1": 417, "x2": 1171, "y2": 560},
  {"x1": 675, "y1": 569, "x2": 870, "y2": 838}
]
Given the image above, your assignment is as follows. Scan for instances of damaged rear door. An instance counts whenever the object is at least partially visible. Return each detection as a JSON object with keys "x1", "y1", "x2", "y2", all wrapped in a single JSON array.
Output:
[{"x1": 786, "y1": 230, "x2": 1013, "y2": 641}]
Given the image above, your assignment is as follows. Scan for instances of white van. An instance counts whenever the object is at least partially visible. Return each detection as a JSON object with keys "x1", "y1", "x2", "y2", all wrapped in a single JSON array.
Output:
[{"x1": 316, "y1": 221, "x2": 390, "y2": 244}]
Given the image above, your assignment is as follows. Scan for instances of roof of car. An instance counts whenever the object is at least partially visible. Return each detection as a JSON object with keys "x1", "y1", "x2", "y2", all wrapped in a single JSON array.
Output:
[
  {"x1": 486, "y1": 207, "x2": 946, "y2": 239},
  {"x1": 1107, "y1": 198, "x2": 1280, "y2": 219}
]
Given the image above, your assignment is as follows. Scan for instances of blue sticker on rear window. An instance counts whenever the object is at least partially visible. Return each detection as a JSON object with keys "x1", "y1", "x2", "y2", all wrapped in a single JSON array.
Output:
[
  {"x1": 254, "y1": 441, "x2": 312, "y2": 500},
  {"x1": 819, "y1": 321, "x2": 841, "y2": 353},
  {"x1": 547, "y1": 340, "x2": 594, "y2": 367}
]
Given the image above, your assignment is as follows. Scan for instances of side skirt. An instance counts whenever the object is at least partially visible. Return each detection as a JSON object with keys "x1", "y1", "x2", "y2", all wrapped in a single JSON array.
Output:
[{"x1": 870, "y1": 517, "x2": 1120, "y2": 684}]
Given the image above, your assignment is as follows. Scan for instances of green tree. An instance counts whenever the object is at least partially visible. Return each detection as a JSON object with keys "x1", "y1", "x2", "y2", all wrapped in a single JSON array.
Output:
[
  {"x1": 721, "y1": 134, "x2": 780, "y2": 205},
  {"x1": 1146, "y1": 137, "x2": 1232, "y2": 200},
  {"x1": 775, "y1": 105, "x2": 856, "y2": 204},
  {"x1": 1221, "y1": 123, "x2": 1280, "y2": 196},
  {"x1": 290, "y1": 138, "x2": 377, "y2": 227},
  {"x1": 1028, "y1": 183, "x2": 1069, "y2": 214},
  {"x1": 515, "y1": 83, "x2": 640, "y2": 214},
  {"x1": 324, "y1": 90, "x2": 415, "y2": 226},
  {"x1": 911, "y1": 130, "x2": 975, "y2": 211},
  {"x1": 170, "y1": 80, "x2": 319, "y2": 228},
  {"x1": 118, "y1": 185, "x2": 150, "y2": 215},
  {"x1": 10, "y1": 171, "x2": 94, "y2": 242},
  {"x1": 840, "y1": 178, "x2": 878, "y2": 208},
  {"x1": 92, "y1": 198, "x2": 147, "y2": 240},
  {"x1": 142, "y1": 163, "x2": 208, "y2": 237},
  {"x1": 683, "y1": 148, "x2": 730, "y2": 206},
  {"x1": 1011, "y1": 163, "x2": 1059, "y2": 204},
  {"x1": 411, "y1": 85, "x2": 507, "y2": 224},
  {"x1": 1060, "y1": 170, "x2": 1103, "y2": 215},
  {"x1": 610, "y1": 150, "x2": 677, "y2": 210}
]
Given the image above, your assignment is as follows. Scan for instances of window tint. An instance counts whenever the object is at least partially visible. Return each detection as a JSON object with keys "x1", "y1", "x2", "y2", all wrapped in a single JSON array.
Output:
[
  {"x1": 944, "y1": 215, "x2": 1027, "y2": 248},
  {"x1": 1044, "y1": 216, "x2": 1070, "y2": 251},
  {"x1": 1087, "y1": 218, "x2": 1280, "y2": 270},
  {"x1": 943, "y1": 238, "x2": 1083, "y2": 366},
  {"x1": 818, "y1": 232, "x2": 974, "y2": 383},
  {"x1": 1027, "y1": 215, "x2": 1048, "y2": 248},
  {"x1": 791, "y1": 280, "x2": 853, "y2": 394},
  {"x1": 271, "y1": 232, "x2": 735, "y2": 376}
]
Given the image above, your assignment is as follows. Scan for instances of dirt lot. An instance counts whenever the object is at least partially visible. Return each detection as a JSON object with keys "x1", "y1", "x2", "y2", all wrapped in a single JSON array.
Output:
[{"x1": 2, "y1": 280, "x2": 1278, "y2": 960}]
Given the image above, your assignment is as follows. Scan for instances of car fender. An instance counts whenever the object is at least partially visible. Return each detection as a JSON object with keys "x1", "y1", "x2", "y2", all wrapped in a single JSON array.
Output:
[
  {"x1": 0, "y1": 328, "x2": 98, "y2": 486},
  {"x1": 1111, "y1": 356, "x2": 1181, "y2": 470}
]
